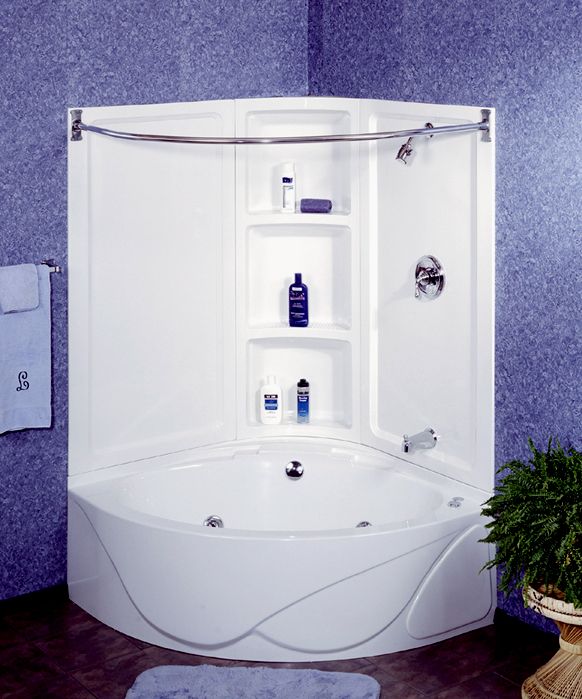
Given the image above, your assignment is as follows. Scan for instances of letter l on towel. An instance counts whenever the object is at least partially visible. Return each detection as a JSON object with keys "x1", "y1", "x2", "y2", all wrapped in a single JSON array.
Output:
[{"x1": 0, "y1": 265, "x2": 52, "y2": 434}]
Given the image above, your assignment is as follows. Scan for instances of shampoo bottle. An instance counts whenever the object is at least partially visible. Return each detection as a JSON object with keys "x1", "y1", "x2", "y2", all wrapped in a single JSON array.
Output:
[
  {"x1": 281, "y1": 162, "x2": 296, "y2": 213},
  {"x1": 288, "y1": 273, "x2": 309, "y2": 327},
  {"x1": 260, "y1": 375, "x2": 282, "y2": 425},
  {"x1": 297, "y1": 378, "x2": 310, "y2": 423}
]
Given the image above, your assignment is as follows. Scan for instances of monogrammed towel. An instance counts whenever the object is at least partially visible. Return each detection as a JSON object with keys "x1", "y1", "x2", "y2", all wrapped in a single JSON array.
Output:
[{"x1": 0, "y1": 264, "x2": 51, "y2": 434}]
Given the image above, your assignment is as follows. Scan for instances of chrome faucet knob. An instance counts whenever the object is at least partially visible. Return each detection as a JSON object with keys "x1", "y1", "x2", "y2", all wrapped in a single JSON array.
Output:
[{"x1": 414, "y1": 256, "x2": 445, "y2": 300}]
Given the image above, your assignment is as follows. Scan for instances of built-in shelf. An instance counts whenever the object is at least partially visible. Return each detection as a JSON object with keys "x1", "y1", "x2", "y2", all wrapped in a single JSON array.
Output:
[
  {"x1": 244, "y1": 324, "x2": 351, "y2": 340},
  {"x1": 246, "y1": 337, "x2": 352, "y2": 430},
  {"x1": 241, "y1": 109, "x2": 353, "y2": 215},
  {"x1": 235, "y1": 100, "x2": 361, "y2": 439},
  {"x1": 245, "y1": 416, "x2": 353, "y2": 430},
  {"x1": 241, "y1": 212, "x2": 354, "y2": 225},
  {"x1": 246, "y1": 223, "x2": 352, "y2": 330}
]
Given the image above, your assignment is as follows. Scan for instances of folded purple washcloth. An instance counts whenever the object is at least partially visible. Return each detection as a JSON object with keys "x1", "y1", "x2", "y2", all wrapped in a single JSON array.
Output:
[{"x1": 300, "y1": 198, "x2": 332, "y2": 214}]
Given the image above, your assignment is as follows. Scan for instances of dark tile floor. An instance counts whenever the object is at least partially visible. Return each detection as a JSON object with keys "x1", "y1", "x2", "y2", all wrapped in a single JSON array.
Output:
[{"x1": 0, "y1": 586, "x2": 558, "y2": 698}]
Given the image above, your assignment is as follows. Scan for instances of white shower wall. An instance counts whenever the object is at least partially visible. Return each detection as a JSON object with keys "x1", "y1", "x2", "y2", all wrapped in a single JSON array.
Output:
[
  {"x1": 360, "y1": 100, "x2": 495, "y2": 490},
  {"x1": 68, "y1": 97, "x2": 494, "y2": 492}
]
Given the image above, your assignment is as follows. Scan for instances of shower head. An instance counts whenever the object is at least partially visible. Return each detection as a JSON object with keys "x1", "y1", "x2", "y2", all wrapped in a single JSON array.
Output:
[
  {"x1": 396, "y1": 137, "x2": 414, "y2": 165},
  {"x1": 395, "y1": 125, "x2": 432, "y2": 165}
]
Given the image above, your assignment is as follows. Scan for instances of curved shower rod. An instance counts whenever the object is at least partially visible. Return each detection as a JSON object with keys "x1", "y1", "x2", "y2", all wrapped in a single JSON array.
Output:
[{"x1": 70, "y1": 109, "x2": 491, "y2": 145}]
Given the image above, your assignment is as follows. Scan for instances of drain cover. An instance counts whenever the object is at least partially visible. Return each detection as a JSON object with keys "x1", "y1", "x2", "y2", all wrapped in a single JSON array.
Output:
[
  {"x1": 285, "y1": 460, "x2": 304, "y2": 479},
  {"x1": 356, "y1": 521, "x2": 372, "y2": 528}
]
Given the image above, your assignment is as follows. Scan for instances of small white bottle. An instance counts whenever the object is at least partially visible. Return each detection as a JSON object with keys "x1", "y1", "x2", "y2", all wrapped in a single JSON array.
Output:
[
  {"x1": 281, "y1": 162, "x2": 296, "y2": 213},
  {"x1": 260, "y1": 375, "x2": 283, "y2": 424}
]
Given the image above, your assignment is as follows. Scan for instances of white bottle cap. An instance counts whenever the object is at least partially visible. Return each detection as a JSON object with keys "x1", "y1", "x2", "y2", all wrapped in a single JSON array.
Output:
[
  {"x1": 266, "y1": 375, "x2": 277, "y2": 385},
  {"x1": 281, "y1": 162, "x2": 294, "y2": 178}
]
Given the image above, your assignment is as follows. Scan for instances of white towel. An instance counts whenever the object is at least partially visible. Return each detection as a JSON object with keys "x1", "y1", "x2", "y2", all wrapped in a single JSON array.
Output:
[{"x1": 0, "y1": 265, "x2": 52, "y2": 434}]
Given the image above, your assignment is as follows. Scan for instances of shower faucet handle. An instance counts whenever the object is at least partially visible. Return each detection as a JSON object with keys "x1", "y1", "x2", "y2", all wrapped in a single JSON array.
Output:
[{"x1": 414, "y1": 255, "x2": 445, "y2": 300}]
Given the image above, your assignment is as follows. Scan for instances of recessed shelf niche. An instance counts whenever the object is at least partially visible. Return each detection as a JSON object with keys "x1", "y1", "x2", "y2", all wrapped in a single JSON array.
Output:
[
  {"x1": 243, "y1": 109, "x2": 353, "y2": 215},
  {"x1": 246, "y1": 338, "x2": 352, "y2": 429},
  {"x1": 246, "y1": 224, "x2": 352, "y2": 330}
]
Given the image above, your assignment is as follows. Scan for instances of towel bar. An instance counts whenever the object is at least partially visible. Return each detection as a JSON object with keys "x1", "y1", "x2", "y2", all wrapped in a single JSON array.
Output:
[{"x1": 40, "y1": 259, "x2": 62, "y2": 273}]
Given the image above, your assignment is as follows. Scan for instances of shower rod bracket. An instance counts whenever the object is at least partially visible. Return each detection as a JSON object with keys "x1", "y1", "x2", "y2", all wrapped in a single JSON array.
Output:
[
  {"x1": 70, "y1": 109, "x2": 83, "y2": 141},
  {"x1": 480, "y1": 109, "x2": 492, "y2": 142}
]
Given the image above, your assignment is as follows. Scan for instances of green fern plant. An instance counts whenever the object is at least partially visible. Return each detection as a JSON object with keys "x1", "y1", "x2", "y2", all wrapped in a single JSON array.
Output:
[{"x1": 481, "y1": 438, "x2": 582, "y2": 608}]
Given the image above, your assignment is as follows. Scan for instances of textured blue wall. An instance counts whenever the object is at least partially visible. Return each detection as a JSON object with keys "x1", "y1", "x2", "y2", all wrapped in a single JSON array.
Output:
[
  {"x1": 309, "y1": 0, "x2": 582, "y2": 630},
  {"x1": 0, "y1": 0, "x2": 308, "y2": 600}
]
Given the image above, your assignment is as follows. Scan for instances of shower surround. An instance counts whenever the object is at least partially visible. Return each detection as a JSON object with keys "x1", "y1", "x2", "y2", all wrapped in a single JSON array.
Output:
[{"x1": 67, "y1": 96, "x2": 495, "y2": 659}]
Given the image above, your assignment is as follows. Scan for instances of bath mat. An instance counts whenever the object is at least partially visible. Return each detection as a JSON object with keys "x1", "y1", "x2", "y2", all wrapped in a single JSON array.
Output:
[{"x1": 125, "y1": 664, "x2": 381, "y2": 698}]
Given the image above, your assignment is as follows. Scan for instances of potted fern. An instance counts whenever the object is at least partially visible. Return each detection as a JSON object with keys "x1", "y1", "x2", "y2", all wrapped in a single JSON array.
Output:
[{"x1": 481, "y1": 438, "x2": 582, "y2": 699}]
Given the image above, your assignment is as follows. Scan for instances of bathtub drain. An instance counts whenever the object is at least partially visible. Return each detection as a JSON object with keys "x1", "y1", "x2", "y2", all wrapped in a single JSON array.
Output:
[
  {"x1": 356, "y1": 521, "x2": 372, "y2": 528},
  {"x1": 285, "y1": 460, "x2": 304, "y2": 479},
  {"x1": 203, "y1": 515, "x2": 224, "y2": 528}
]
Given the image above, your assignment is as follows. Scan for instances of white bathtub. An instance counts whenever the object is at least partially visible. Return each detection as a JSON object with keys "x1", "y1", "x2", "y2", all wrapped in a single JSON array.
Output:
[{"x1": 68, "y1": 439, "x2": 494, "y2": 661}]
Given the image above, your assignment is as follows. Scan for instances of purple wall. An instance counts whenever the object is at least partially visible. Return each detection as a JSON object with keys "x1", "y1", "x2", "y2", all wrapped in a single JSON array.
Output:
[
  {"x1": 308, "y1": 0, "x2": 581, "y2": 629},
  {"x1": 0, "y1": 0, "x2": 308, "y2": 601}
]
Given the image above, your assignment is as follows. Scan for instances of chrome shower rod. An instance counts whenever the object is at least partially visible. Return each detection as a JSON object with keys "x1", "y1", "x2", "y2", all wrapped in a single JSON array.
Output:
[{"x1": 71, "y1": 109, "x2": 491, "y2": 145}]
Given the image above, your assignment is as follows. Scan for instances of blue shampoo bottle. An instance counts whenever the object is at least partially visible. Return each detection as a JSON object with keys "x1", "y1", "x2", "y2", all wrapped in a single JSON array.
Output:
[
  {"x1": 289, "y1": 273, "x2": 309, "y2": 327},
  {"x1": 297, "y1": 378, "x2": 310, "y2": 423}
]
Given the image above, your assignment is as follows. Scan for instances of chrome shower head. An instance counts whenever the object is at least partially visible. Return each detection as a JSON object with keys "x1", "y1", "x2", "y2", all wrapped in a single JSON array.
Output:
[{"x1": 396, "y1": 137, "x2": 414, "y2": 165}]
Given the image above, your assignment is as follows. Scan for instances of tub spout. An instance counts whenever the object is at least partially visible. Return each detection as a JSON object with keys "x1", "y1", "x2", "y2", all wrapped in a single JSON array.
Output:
[{"x1": 402, "y1": 427, "x2": 438, "y2": 453}]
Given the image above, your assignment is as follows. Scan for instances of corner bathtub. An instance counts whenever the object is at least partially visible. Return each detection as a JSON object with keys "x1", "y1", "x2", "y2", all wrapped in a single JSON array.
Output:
[{"x1": 68, "y1": 439, "x2": 494, "y2": 661}]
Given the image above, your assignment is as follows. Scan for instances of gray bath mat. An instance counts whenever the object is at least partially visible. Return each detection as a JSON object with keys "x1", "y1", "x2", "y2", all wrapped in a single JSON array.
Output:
[{"x1": 125, "y1": 664, "x2": 381, "y2": 698}]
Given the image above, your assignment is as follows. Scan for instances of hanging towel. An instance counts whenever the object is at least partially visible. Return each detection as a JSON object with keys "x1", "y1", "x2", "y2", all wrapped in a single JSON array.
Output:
[
  {"x1": 0, "y1": 264, "x2": 40, "y2": 313},
  {"x1": 0, "y1": 265, "x2": 52, "y2": 434}
]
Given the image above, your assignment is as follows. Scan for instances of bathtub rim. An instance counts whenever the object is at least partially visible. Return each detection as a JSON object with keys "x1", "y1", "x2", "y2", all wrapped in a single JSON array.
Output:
[{"x1": 69, "y1": 436, "x2": 492, "y2": 541}]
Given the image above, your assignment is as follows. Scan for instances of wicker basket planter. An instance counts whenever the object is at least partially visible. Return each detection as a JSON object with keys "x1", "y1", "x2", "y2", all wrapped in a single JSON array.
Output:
[{"x1": 522, "y1": 586, "x2": 582, "y2": 699}]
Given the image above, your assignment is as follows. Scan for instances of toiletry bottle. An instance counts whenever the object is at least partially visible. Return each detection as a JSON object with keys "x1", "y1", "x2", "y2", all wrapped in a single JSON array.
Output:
[
  {"x1": 281, "y1": 162, "x2": 296, "y2": 213},
  {"x1": 260, "y1": 375, "x2": 282, "y2": 425},
  {"x1": 297, "y1": 378, "x2": 310, "y2": 424},
  {"x1": 288, "y1": 273, "x2": 309, "y2": 327}
]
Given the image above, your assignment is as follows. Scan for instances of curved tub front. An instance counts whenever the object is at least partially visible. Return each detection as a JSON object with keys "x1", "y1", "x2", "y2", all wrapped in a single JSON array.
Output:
[{"x1": 68, "y1": 440, "x2": 494, "y2": 661}]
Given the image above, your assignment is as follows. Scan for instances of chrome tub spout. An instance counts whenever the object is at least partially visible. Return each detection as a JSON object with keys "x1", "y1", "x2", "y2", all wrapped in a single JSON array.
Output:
[{"x1": 402, "y1": 427, "x2": 438, "y2": 453}]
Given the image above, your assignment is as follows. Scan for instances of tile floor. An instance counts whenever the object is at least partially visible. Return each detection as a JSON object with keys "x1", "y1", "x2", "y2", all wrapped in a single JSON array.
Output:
[{"x1": 0, "y1": 586, "x2": 558, "y2": 698}]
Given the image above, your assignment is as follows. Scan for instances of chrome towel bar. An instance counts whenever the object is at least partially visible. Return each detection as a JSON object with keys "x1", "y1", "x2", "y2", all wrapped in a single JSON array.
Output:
[{"x1": 40, "y1": 259, "x2": 62, "y2": 273}]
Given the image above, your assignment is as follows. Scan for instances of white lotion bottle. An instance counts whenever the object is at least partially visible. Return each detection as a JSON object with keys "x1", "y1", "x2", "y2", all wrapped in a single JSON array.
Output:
[
  {"x1": 260, "y1": 375, "x2": 283, "y2": 424},
  {"x1": 281, "y1": 162, "x2": 296, "y2": 213}
]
